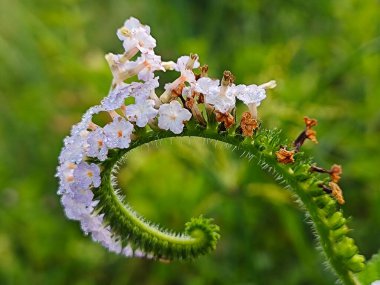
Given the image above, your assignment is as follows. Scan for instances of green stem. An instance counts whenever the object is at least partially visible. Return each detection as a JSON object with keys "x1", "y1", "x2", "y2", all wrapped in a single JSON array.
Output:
[{"x1": 94, "y1": 126, "x2": 365, "y2": 284}]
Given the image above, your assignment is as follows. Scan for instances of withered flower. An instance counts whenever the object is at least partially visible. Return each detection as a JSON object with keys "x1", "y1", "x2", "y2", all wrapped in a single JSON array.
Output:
[
  {"x1": 304, "y1": 116, "x2": 317, "y2": 128},
  {"x1": 240, "y1": 112, "x2": 258, "y2": 137},
  {"x1": 293, "y1": 116, "x2": 318, "y2": 152},
  {"x1": 329, "y1": 181, "x2": 345, "y2": 205},
  {"x1": 276, "y1": 146, "x2": 295, "y2": 164},
  {"x1": 330, "y1": 164, "x2": 342, "y2": 183},
  {"x1": 310, "y1": 164, "x2": 342, "y2": 183},
  {"x1": 185, "y1": 97, "x2": 207, "y2": 126},
  {"x1": 172, "y1": 82, "x2": 185, "y2": 97},
  {"x1": 215, "y1": 111, "x2": 235, "y2": 129}
]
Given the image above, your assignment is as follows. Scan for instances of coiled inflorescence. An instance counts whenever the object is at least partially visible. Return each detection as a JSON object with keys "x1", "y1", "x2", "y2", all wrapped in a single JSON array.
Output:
[
  {"x1": 56, "y1": 17, "x2": 275, "y2": 259},
  {"x1": 56, "y1": 17, "x2": 376, "y2": 285}
]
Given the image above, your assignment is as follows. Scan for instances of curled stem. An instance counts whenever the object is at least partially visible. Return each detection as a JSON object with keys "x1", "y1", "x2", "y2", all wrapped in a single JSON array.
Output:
[{"x1": 93, "y1": 126, "x2": 364, "y2": 284}]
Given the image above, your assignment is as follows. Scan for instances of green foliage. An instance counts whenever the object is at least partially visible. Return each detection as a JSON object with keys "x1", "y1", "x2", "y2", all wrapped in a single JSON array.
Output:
[
  {"x1": 0, "y1": 0, "x2": 380, "y2": 284},
  {"x1": 358, "y1": 251, "x2": 380, "y2": 285}
]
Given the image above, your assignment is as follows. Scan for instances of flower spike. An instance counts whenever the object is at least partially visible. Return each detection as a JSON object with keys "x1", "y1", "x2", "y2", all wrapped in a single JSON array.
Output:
[{"x1": 56, "y1": 17, "x2": 369, "y2": 284}]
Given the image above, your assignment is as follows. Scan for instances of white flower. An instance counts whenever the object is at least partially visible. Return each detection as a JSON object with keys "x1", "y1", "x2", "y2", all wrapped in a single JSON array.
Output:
[
  {"x1": 70, "y1": 105, "x2": 103, "y2": 137},
  {"x1": 235, "y1": 84, "x2": 266, "y2": 106},
  {"x1": 104, "y1": 116, "x2": 134, "y2": 149},
  {"x1": 101, "y1": 82, "x2": 131, "y2": 111},
  {"x1": 195, "y1": 77, "x2": 219, "y2": 94},
  {"x1": 87, "y1": 128, "x2": 108, "y2": 161},
  {"x1": 174, "y1": 55, "x2": 199, "y2": 85},
  {"x1": 195, "y1": 77, "x2": 236, "y2": 113},
  {"x1": 124, "y1": 53, "x2": 163, "y2": 82},
  {"x1": 158, "y1": 101, "x2": 192, "y2": 134},
  {"x1": 56, "y1": 162, "x2": 77, "y2": 194},
  {"x1": 174, "y1": 55, "x2": 200, "y2": 72},
  {"x1": 71, "y1": 161, "x2": 101, "y2": 191},
  {"x1": 117, "y1": 17, "x2": 156, "y2": 54},
  {"x1": 80, "y1": 213, "x2": 104, "y2": 234},
  {"x1": 130, "y1": 77, "x2": 159, "y2": 103},
  {"x1": 137, "y1": 54, "x2": 163, "y2": 81},
  {"x1": 56, "y1": 161, "x2": 75, "y2": 178},
  {"x1": 61, "y1": 194, "x2": 93, "y2": 220},
  {"x1": 371, "y1": 281, "x2": 380, "y2": 285},
  {"x1": 105, "y1": 53, "x2": 163, "y2": 83},
  {"x1": 71, "y1": 188, "x2": 94, "y2": 206},
  {"x1": 125, "y1": 99, "x2": 158, "y2": 127},
  {"x1": 59, "y1": 130, "x2": 89, "y2": 164}
]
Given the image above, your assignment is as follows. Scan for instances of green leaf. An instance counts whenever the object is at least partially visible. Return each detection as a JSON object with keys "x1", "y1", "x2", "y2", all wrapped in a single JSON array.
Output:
[{"x1": 357, "y1": 251, "x2": 380, "y2": 285}]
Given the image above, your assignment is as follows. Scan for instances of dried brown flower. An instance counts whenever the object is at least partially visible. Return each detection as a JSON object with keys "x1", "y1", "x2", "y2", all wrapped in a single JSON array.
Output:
[
  {"x1": 240, "y1": 112, "x2": 258, "y2": 137},
  {"x1": 329, "y1": 181, "x2": 345, "y2": 205},
  {"x1": 330, "y1": 164, "x2": 342, "y2": 183},
  {"x1": 276, "y1": 147, "x2": 295, "y2": 164},
  {"x1": 172, "y1": 82, "x2": 185, "y2": 97},
  {"x1": 215, "y1": 111, "x2": 235, "y2": 129},
  {"x1": 304, "y1": 116, "x2": 318, "y2": 128},
  {"x1": 293, "y1": 116, "x2": 319, "y2": 151}
]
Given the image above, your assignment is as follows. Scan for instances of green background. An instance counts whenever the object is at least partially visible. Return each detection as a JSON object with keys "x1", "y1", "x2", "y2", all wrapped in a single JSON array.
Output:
[{"x1": 1, "y1": 0, "x2": 380, "y2": 284}]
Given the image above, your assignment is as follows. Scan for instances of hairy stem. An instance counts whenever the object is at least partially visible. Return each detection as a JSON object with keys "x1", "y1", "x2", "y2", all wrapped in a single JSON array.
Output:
[{"x1": 95, "y1": 126, "x2": 364, "y2": 284}]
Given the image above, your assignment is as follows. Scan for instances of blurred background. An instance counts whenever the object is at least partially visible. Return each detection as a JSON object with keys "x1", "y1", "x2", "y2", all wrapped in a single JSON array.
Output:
[{"x1": 1, "y1": 0, "x2": 380, "y2": 284}]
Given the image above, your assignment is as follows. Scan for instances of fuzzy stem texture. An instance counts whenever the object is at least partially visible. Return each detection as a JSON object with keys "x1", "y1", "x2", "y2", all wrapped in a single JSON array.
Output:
[{"x1": 95, "y1": 125, "x2": 365, "y2": 284}]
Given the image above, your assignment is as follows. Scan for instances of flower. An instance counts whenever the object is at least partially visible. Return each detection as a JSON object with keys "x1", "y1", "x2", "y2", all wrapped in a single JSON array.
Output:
[
  {"x1": 71, "y1": 161, "x2": 101, "y2": 191},
  {"x1": 125, "y1": 53, "x2": 163, "y2": 81},
  {"x1": 329, "y1": 181, "x2": 345, "y2": 205},
  {"x1": 294, "y1": 116, "x2": 319, "y2": 152},
  {"x1": 61, "y1": 194, "x2": 93, "y2": 220},
  {"x1": 130, "y1": 77, "x2": 159, "y2": 103},
  {"x1": 105, "y1": 53, "x2": 163, "y2": 83},
  {"x1": 70, "y1": 105, "x2": 103, "y2": 137},
  {"x1": 215, "y1": 111, "x2": 235, "y2": 128},
  {"x1": 117, "y1": 17, "x2": 156, "y2": 54},
  {"x1": 160, "y1": 55, "x2": 200, "y2": 104},
  {"x1": 371, "y1": 281, "x2": 380, "y2": 285},
  {"x1": 79, "y1": 213, "x2": 105, "y2": 235},
  {"x1": 56, "y1": 162, "x2": 76, "y2": 194},
  {"x1": 87, "y1": 128, "x2": 108, "y2": 161},
  {"x1": 240, "y1": 112, "x2": 258, "y2": 137},
  {"x1": 174, "y1": 55, "x2": 200, "y2": 72},
  {"x1": 195, "y1": 77, "x2": 236, "y2": 113},
  {"x1": 276, "y1": 147, "x2": 295, "y2": 164},
  {"x1": 235, "y1": 84, "x2": 266, "y2": 106},
  {"x1": 104, "y1": 116, "x2": 134, "y2": 149},
  {"x1": 304, "y1": 116, "x2": 318, "y2": 143},
  {"x1": 101, "y1": 83, "x2": 131, "y2": 111},
  {"x1": 330, "y1": 164, "x2": 342, "y2": 183},
  {"x1": 174, "y1": 54, "x2": 199, "y2": 83},
  {"x1": 125, "y1": 99, "x2": 158, "y2": 127},
  {"x1": 158, "y1": 101, "x2": 192, "y2": 134},
  {"x1": 59, "y1": 130, "x2": 89, "y2": 164}
]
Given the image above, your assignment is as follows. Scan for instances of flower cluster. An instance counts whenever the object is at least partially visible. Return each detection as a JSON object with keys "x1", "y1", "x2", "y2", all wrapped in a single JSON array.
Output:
[{"x1": 57, "y1": 17, "x2": 275, "y2": 256}]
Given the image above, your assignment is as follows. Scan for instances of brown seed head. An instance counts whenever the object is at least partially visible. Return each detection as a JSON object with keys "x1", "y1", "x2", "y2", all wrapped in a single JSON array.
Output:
[
  {"x1": 329, "y1": 181, "x2": 345, "y2": 205},
  {"x1": 215, "y1": 111, "x2": 235, "y2": 129},
  {"x1": 276, "y1": 147, "x2": 295, "y2": 164},
  {"x1": 240, "y1": 112, "x2": 258, "y2": 137}
]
